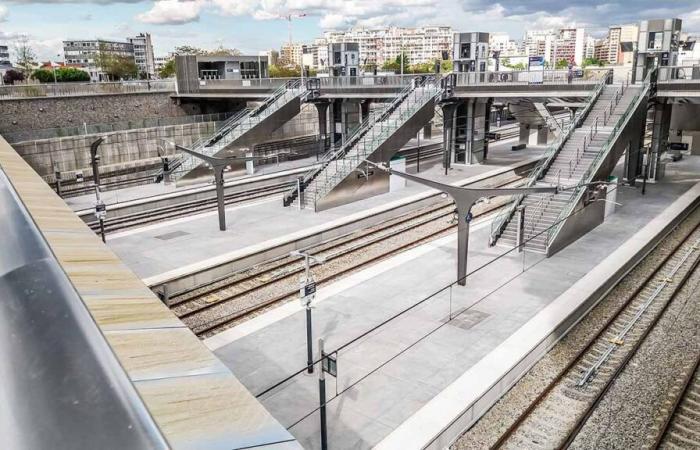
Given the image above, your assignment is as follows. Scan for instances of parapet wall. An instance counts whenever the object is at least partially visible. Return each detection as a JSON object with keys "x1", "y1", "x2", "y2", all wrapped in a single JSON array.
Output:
[
  {"x1": 0, "y1": 92, "x2": 199, "y2": 136},
  {"x1": 13, "y1": 121, "x2": 217, "y2": 180}
]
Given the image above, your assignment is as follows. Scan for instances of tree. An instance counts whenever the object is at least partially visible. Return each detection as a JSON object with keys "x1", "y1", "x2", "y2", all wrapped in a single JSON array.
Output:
[
  {"x1": 582, "y1": 57, "x2": 606, "y2": 68},
  {"x1": 159, "y1": 59, "x2": 176, "y2": 78},
  {"x1": 555, "y1": 59, "x2": 569, "y2": 69},
  {"x1": 32, "y1": 67, "x2": 90, "y2": 83},
  {"x1": 382, "y1": 52, "x2": 409, "y2": 73},
  {"x1": 3, "y1": 69, "x2": 25, "y2": 85},
  {"x1": 172, "y1": 45, "x2": 208, "y2": 56},
  {"x1": 95, "y1": 43, "x2": 138, "y2": 80},
  {"x1": 206, "y1": 46, "x2": 242, "y2": 56},
  {"x1": 269, "y1": 64, "x2": 300, "y2": 78},
  {"x1": 14, "y1": 37, "x2": 37, "y2": 76},
  {"x1": 440, "y1": 59, "x2": 453, "y2": 73}
]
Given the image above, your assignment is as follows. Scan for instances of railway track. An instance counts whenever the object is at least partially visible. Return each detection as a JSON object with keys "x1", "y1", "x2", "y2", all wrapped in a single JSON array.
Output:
[
  {"x1": 656, "y1": 359, "x2": 700, "y2": 448},
  {"x1": 168, "y1": 175, "x2": 525, "y2": 338},
  {"x1": 84, "y1": 143, "x2": 447, "y2": 234},
  {"x1": 86, "y1": 181, "x2": 293, "y2": 233},
  {"x1": 492, "y1": 216, "x2": 700, "y2": 449}
]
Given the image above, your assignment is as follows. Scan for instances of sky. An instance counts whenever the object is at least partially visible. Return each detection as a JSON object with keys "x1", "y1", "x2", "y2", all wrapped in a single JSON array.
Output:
[{"x1": 1, "y1": 0, "x2": 700, "y2": 61}]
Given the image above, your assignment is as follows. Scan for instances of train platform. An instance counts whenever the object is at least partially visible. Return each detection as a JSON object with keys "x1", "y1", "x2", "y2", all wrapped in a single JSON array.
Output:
[
  {"x1": 205, "y1": 155, "x2": 700, "y2": 449},
  {"x1": 0, "y1": 134, "x2": 299, "y2": 449},
  {"x1": 105, "y1": 136, "x2": 536, "y2": 284}
]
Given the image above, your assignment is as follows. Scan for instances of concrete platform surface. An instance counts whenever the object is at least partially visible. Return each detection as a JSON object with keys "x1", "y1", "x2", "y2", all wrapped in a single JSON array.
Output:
[
  {"x1": 208, "y1": 155, "x2": 700, "y2": 449},
  {"x1": 106, "y1": 137, "x2": 537, "y2": 282}
]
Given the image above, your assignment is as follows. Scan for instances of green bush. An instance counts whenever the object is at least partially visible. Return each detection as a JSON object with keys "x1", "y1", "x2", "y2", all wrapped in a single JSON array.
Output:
[{"x1": 32, "y1": 67, "x2": 91, "y2": 83}]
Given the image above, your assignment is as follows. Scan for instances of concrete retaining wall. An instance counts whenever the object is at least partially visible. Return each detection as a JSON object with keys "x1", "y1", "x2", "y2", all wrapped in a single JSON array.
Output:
[
  {"x1": 0, "y1": 92, "x2": 198, "y2": 136},
  {"x1": 13, "y1": 121, "x2": 218, "y2": 181}
]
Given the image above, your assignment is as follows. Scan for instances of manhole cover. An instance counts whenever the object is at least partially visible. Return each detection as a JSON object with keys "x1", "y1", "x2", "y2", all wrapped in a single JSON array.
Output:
[
  {"x1": 443, "y1": 309, "x2": 490, "y2": 330},
  {"x1": 154, "y1": 230, "x2": 190, "y2": 241}
]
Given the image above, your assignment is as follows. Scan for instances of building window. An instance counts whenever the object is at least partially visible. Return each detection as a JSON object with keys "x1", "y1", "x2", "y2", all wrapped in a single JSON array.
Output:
[{"x1": 460, "y1": 44, "x2": 470, "y2": 59}]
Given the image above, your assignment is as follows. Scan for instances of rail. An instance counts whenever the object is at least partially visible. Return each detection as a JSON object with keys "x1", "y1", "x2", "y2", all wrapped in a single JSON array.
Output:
[
  {"x1": 4, "y1": 111, "x2": 233, "y2": 144},
  {"x1": 488, "y1": 70, "x2": 611, "y2": 245},
  {"x1": 545, "y1": 70, "x2": 653, "y2": 248},
  {"x1": 0, "y1": 166, "x2": 168, "y2": 448},
  {"x1": 657, "y1": 65, "x2": 700, "y2": 82},
  {"x1": 454, "y1": 68, "x2": 609, "y2": 86},
  {"x1": 0, "y1": 80, "x2": 175, "y2": 99}
]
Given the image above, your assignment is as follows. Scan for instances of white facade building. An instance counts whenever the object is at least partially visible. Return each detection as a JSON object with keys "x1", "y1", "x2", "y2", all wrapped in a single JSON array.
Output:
[
  {"x1": 127, "y1": 33, "x2": 156, "y2": 79},
  {"x1": 320, "y1": 26, "x2": 452, "y2": 68},
  {"x1": 63, "y1": 39, "x2": 135, "y2": 81}
]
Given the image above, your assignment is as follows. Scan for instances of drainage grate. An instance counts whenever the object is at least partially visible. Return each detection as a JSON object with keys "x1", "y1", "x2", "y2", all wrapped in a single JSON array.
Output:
[
  {"x1": 444, "y1": 309, "x2": 490, "y2": 331},
  {"x1": 154, "y1": 230, "x2": 190, "y2": 241}
]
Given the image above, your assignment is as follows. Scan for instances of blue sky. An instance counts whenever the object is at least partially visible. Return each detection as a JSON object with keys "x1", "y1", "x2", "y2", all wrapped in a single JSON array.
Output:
[{"x1": 1, "y1": 0, "x2": 700, "y2": 61}]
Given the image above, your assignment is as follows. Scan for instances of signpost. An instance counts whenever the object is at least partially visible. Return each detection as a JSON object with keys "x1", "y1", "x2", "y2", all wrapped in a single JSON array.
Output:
[
  {"x1": 318, "y1": 338, "x2": 336, "y2": 450},
  {"x1": 291, "y1": 250, "x2": 325, "y2": 373}
]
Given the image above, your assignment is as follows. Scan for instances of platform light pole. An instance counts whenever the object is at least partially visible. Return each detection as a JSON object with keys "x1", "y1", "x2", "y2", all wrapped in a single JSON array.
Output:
[
  {"x1": 367, "y1": 160, "x2": 559, "y2": 285},
  {"x1": 291, "y1": 249, "x2": 325, "y2": 374},
  {"x1": 174, "y1": 144, "x2": 269, "y2": 231},
  {"x1": 90, "y1": 137, "x2": 106, "y2": 242}
]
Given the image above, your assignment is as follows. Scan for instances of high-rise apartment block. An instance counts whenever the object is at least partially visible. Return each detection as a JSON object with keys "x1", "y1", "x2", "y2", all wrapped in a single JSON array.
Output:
[
  {"x1": 127, "y1": 33, "x2": 156, "y2": 79},
  {"x1": 63, "y1": 39, "x2": 135, "y2": 81},
  {"x1": 317, "y1": 26, "x2": 452, "y2": 69}
]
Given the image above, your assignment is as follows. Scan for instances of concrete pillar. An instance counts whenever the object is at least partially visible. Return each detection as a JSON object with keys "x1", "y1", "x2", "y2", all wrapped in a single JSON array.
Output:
[
  {"x1": 624, "y1": 102, "x2": 646, "y2": 185},
  {"x1": 649, "y1": 100, "x2": 672, "y2": 181},
  {"x1": 441, "y1": 102, "x2": 458, "y2": 173},
  {"x1": 537, "y1": 125, "x2": 549, "y2": 145},
  {"x1": 360, "y1": 101, "x2": 370, "y2": 122},
  {"x1": 483, "y1": 97, "x2": 493, "y2": 160},
  {"x1": 519, "y1": 123, "x2": 530, "y2": 146},
  {"x1": 341, "y1": 99, "x2": 361, "y2": 141},
  {"x1": 245, "y1": 150, "x2": 254, "y2": 175},
  {"x1": 423, "y1": 123, "x2": 432, "y2": 140},
  {"x1": 314, "y1": 101, "x2": 329, "y2": 157},
  {"x1": 328, "y1": 100, "x2": 338, "y2": 147}
]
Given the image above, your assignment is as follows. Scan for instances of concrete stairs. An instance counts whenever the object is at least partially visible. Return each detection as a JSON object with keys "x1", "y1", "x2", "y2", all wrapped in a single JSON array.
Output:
[
  {"x1": 173, "y1": 80, "x2": 305, "y2": 180},
  {"x1": 493, "y1": 83, "x2": 642, "y2": 253},
  {"x1": 284, "y1": 78, "x2": 441, "y2": 209}
]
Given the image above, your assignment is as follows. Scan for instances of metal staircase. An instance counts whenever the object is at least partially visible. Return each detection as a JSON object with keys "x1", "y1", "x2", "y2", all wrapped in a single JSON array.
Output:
[
  {"x1": 172, "y1": 79, "x2": 305, "y2": 180},
  {"x1": 490, "y1": 71, "x2": 649, "y2": 253},
  {"x1": 283, "y1": 76, "x2": 442, "y2": 210}
]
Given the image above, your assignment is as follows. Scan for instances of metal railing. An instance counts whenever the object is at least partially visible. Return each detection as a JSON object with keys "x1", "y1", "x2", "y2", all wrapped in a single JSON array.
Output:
[
  {"x1": 657, "y1": 65, "x2": 700, "y2": 82},
  {"x1": 455, "y1": 68, "x2": 609, "y2": 86},
  {"x1": 311, "y1": 77, "x2": 442, "y2": 204},
  {"x1": 4, "y1": 111, "x2": 233, "y2": 143},
  {"x1": 174, "y1": 79, "x2": 304, "y2": 178},
  {"x1": 544, "y1": 70, "x2": 652, "y2": 248},
  {"x1": 0, "y1": 80, "x2": 175, "y2": 99},
  {"x1": 283, "y1": 77, "x2": 442, "y2": 207},
  {"x1": 488, "y1": 70, "x2": 611, "y2": 245}
]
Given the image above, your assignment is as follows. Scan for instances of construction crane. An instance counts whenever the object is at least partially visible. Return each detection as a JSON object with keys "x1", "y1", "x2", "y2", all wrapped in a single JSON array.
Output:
[{"x1": 275, "y1": 11, "x2": 307, "y2": 47}]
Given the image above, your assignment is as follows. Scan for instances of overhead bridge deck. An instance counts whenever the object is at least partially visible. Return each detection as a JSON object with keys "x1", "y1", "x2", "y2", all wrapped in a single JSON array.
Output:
[{"x1": 0, "y1": 134, "x2": 299, "y2": 450}]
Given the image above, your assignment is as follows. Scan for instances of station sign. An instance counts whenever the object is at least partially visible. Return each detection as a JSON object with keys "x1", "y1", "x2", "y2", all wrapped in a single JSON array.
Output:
[
  {"x1": 299, "y1": 279, "x2": 317, "y2": 306},
  {"x1": 669, "y1": 142, "x2": 689, "y2": 151},
  {"x1": 94, "y1": 201, "x2": 106, "y2": 220},
  {"x1": 322, "y1": 351, "x2": 337, "y2": 377}
]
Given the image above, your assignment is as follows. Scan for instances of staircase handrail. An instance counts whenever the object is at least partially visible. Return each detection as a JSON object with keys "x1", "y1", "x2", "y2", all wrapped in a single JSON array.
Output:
[
  {"x1": 544, "y1": 70, "x2": 653, "y2": 248},
  {"x1": 282, "y1": 76, "x2": 436, "y2": 205},
  {"x1": 310, "y1": 78, "x2": 441, "y2": 203},
  {"x1": 488, "y1": 70, "x2": 610, "y2": 245},
  {"x1": 190, "y1": 107, "x2": 253, "y2": 151}
]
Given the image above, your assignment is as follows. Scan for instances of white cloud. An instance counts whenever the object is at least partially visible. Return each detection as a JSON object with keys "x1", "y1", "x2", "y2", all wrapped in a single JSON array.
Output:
[
  {"x1": 0, "y1": 5, "x2": 9, "y2": 21},
  {"x1": 137, "y1": 0, "x2": 205, "y2": 25}
]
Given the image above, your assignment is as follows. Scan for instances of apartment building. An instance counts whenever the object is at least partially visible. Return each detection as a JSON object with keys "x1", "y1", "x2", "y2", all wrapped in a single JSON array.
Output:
[
  {"x1": 319, "y1": 26, "x2": 452, "y2": 68},
  {"x1": 63, "y1": 39, "x2": 135, "y2": 81},
  {"x1": 127, "y1": 33, "x2": 156, "y2": 79}
]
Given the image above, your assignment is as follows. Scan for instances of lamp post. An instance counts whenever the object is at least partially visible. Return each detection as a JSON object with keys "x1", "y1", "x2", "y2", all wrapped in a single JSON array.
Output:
[
  {"x1": 90, "y1": 137, "x2": 106, "y2": 242},
  {"x1": 367, "y1": 161, "x2": 559, "y2": 285},
  {"x1": 290, "y1": 249, "x2": 325, "y2": 374}
]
